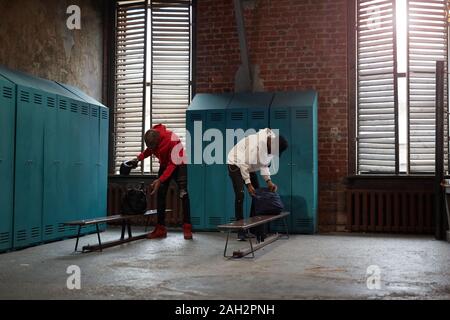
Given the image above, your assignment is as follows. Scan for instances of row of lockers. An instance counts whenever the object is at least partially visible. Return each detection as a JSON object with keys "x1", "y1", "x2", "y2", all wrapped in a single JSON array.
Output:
[
  {"x1": 0, "y1": 66, "x2": 109, "y2": 252},
  {"x1": 186, "y1": 91, "x2": 318, "y2": 234}
]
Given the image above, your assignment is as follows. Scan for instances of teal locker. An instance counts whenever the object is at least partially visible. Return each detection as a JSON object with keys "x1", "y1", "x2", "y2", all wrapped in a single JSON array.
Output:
[
  {"x1": 228, "y1": 93, "x2": 273, "y2": 220},
  {"x1": 204, "y1": 110, "x2": 227, "y2": 229},
  {"x1": 271, "y1": 91, "x2": 318, "y2": 234},
  {"x1": 89, "y1": 105, "x2": 100, "y2": 226},
  {"x1": 269, "y1": 106, "x2": 293, "y2": 232},
  {"x1": 14, "y1": 87, "x2": 44, "y2": 248},
  {"x1": 186, "y1": 93, "x2": 233, "y2": 230},
  {"x1": 0, "y1": 76, "x2": 15, "y2": 251},
  {"x1": 186, "y1": 110, "x2": 206, "y2": 230},
  {"x1": 42, "y1": 93, "x2": 60, "y2": 241},
  {"x1": 98, "y1": 106, "x2": 109, "y2": 231},
  {"x1": 225, "y1": 108, "x2": 248, "y2": 222}
]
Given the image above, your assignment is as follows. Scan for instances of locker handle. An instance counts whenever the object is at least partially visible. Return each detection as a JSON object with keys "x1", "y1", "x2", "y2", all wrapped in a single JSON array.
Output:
[
  {"x1": 75, "y1": 162, "x2": 83, "y2": 166},
  {"x1": 53, "y1": 160, "x2": 61, "y2": 165},
  {"x1": 26, "y1": 160, "x2": 34, "y2": 165}
]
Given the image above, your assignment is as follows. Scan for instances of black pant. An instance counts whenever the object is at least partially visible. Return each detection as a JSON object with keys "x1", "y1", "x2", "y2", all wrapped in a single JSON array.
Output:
[
  {"x1": 157, "y1": 164, "x2": 191, "y2": 226},
  {"x1": 228, "y1": 165, "x2": 261, "y2": 236}
]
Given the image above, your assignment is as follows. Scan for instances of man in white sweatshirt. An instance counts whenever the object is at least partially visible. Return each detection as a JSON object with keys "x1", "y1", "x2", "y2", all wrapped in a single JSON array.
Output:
[{"x1": 227, "y1": 128, "x2": 288, "y2": 241}]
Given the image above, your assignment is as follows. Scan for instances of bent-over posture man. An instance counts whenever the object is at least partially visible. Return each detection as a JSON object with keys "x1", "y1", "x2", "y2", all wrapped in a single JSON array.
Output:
[
  {"x1": 227, "y1": 128, "x2": 288, "y2": 241},
  {"x1": 129, "y1": 124, "x2": 192, "y2": 240}
]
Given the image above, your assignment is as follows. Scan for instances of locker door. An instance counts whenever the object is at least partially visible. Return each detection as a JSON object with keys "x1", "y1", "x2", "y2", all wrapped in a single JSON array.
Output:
[
  {"x1": 291, "y1": 107, "x2": 317, "y2": 234},
  {"x1": 78, "y1": 103, "x2": 92, "y2": 234},
  {"x1": 89, "y1": 105, "x2": 100, "y2": 219},
  {"x1": 14, "y1": 87, "x2": 44, "y2": 248},
  {"x1": 42, "y1": 94, "x2": 60, "y2": 241},
  {"x1": 65, "y1": 100, "x2": 82, "y2": 237},
  {"x1": 204, "y1": 110, "x2": 227, "y2": 229},
  {"x1": 0, "y1": 80, "x2": 15, "y2": 251},
  {"x1": 269, "y1": 107, "x2": 292, "y2": 232},
  {"x1": 98, "y1": 106, "x2": 109, "y2": 230},
  {"x1": 186, "y1": 110, "x2": 205, "y2": 230},
  {"x1": 225, "y1": 108, "x2": 248, "y2": 222},
  {"x1": 55, "y1": 97, "x2": 72, "y2": 237}
]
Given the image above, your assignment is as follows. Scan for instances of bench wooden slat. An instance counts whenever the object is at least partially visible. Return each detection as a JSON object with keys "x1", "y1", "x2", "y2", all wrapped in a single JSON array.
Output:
[
  {"x1": 64, "y1": 210, "x2": 159, "y2": 226},
  {"x1": 218, "y1": 212, "x2": 290, "y2": 230}
]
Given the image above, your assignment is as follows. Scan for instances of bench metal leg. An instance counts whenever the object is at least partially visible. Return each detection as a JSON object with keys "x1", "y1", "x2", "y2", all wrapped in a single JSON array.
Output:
[
  {"x1": 282, "y1": 216, "x2": 290, "y2": 239},
  {"x1": 96, "y1": 224, "x2": 103, "y2": 252},
  {"x1": 223, "y1": 231, "x2": 231, "y2": 257},
  {"x1": 248, "y1": 237, "x2": 255, "y2": 258},
  {"x1": 74, "y1": 225, "x2": 82, "y2": 252},
  {"x1": 127, "y1": 223, "x2": 132, "y2": 238},
  {"x1": 120, "y1": 221, "x2": 126, "y2": 240}
]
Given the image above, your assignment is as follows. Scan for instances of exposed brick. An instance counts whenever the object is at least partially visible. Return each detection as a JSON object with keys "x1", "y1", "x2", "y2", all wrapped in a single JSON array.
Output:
[{"x1": 196, "y1": 0, "x2": 349, "y2": 232}]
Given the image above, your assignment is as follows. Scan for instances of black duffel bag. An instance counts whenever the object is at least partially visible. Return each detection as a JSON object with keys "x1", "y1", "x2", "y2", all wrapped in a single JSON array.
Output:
[
  {"x1": 121, "y1": 185, "x2": 147, "y2": 215},
  {"x1": 253, "y1": 188, "x2": 284, "y2": 215}
]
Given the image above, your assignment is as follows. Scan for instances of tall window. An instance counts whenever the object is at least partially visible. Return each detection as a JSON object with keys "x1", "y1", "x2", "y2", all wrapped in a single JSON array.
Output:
[
  {"x1": 356, "y1": 0, "x2": 448, "y2": 174},
  {"x1": 114, "y1": 0, "x2": 193, "y2": 174}
]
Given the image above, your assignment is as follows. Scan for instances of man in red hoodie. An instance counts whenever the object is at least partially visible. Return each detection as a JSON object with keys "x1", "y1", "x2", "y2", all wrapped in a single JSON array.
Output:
[{"x1": 129, "y1": 124, "x2": 193, "y2": 240}]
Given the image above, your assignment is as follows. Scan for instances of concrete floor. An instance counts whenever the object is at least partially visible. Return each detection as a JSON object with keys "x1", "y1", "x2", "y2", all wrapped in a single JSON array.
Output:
[{"x1": 0, "y1": 228, "x2": 449, "y2": 300}]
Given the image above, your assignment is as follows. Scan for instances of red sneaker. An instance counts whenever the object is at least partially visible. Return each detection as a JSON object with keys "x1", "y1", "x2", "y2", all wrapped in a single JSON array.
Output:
[
  {"x1": 147, "y1": 224, "x2": 167, "y2": 239},
  {"x1": 183, "y1": 223, "x2": 193, "y2": 240}
]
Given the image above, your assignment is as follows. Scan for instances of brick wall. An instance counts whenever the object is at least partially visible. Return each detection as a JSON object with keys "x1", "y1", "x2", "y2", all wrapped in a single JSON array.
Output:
[{"x1": 196, "y1": 0, "x2": 349, "y2": 232}]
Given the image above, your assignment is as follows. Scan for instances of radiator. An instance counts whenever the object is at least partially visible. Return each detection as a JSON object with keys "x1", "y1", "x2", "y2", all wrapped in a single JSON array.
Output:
[
  {"x1": 107, "y1": 182, "x2": 183, "y2": 226},
  {"x1": 347, "y1": 190, "x2": 434, "y2": 234}
]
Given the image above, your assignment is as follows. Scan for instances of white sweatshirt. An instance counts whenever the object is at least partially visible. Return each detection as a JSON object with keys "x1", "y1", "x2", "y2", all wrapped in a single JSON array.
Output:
[{"x1": 227, "y1": 128, "x2": 275, "y2": 185}]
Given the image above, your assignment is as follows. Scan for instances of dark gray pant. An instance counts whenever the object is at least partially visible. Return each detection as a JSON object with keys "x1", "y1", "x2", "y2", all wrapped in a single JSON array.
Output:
[{"x1": 157, "y1": 164, "x2": 191, "y2": 226}]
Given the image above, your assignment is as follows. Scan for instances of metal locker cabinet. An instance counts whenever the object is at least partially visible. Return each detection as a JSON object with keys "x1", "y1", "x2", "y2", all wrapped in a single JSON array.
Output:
[
  {"x1": 269, "y1": 106, "x2": 293, "y2": 232},
  {"x1": 42, "y1": 93, "x2": 60, "y2": 242},
  {"x1": 272, "y1": 91, "x2": 319, "y2": 234},
  {"x1": 14, "y1": 86, "x2": 45, "y2": 248},
  {"x1": 98, "y1": 106, "x2": 109, "y2": 231},
  {"x1": 186, "y1": 110, "x2": 206, "y2": 230},
  {"x1": 88, "y1": 105, "x2": 100, "y2": 229},
  {"x1": 204, "y1": 109, "x2": 227, "y2": 229},
  {"x1": 225, "y1": 100, "x2": 248, "y2": 223},
  {"x1": 186, "y1": 93, "x2": 233, "y2": 230},
  {"x1": 228, "y1": 92, "x2": 273, "y2": 220},
  {"x1": 0, "y1": 76, "x2": 15, "y2": 251}
]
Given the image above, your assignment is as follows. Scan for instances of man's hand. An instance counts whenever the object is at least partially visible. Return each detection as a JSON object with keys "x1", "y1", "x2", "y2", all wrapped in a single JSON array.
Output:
[
  {"x1": 150, "y1": 179, "x2": 161, "y2": 196},
  {"x1": 267, "y1": 180, "x2": 278, "y2": 192},
  {"x1": 127, "y1": 158, "x2": 139, "y2": 169},
  {"x1": 247, "y1": 183, "x2": 256, "y2": 197}
]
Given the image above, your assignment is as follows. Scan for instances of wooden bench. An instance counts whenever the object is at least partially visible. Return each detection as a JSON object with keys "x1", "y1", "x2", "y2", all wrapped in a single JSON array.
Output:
[
  {"x1": 217, "y1": 212, "x2": 290, "y2": 258},
  {"x1": 64, "y1": 209, "x2": 168, "y2": 253}
]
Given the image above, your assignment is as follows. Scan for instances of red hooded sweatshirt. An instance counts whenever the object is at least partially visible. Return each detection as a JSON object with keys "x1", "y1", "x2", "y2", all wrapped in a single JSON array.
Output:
[{"x1": 137, "y1": 124, "x2": 186, "y2": 183}]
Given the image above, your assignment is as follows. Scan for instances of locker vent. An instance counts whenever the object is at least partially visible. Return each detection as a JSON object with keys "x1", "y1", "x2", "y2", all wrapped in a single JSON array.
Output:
[
  {"x1": 68, "y1": 226, "x2": 77, "y2": 232},
  {"x1": 191, "y1": 217, "x2": 201, "y2": 225},
  {"x1": 70, "y1": 104, "x2": 78, "y2": 113},
  {"x1": 296, "y1": 218, "x2": 312, "y2": 229},
  {"x1": 47, "y1": 97, "x2": 55, "y2": 108},
  {"x1": 2, "y1": 86, "x2": 12, "y2": 99},
  {"x1": 231, "y1": 112, "x2": 244, "y2": 121},
  {"x1": 228, "y1": 217, "x2": 236, "y2": 223},
  {"x1": 191, "y1": 114, "x2": 202, "y2": 121},
  {"x1": 81, "y1": 106, "x2": 89, "y2": 116},
  {"x1": 20, "y1": 91, "x2": 30, "y2": 103},
  {"x1": 16, "y1": 230, "x2": 27, "y2": 242},
  {"x1": 0, "y1": 232, "x2": 9, "y2": 244},
  {"x1": 102, "y1": 110, "x2": 108, "y2": 120},
  {"x1": 45, "y1": 225, "x2": 54, "y2": 236},
  {"x1": 274, "y1": 110, "x2": 287, "y2": 119},
  {"x1": 296, "y1": 110, "x2": 308, "y2": 119},
  {"x1": 31, "y1": 227, "x2": 40, "y2": 239},
  {"x1": 34, "y1": 94, "x2": 42, "y2": 105},
  {"x1": 59, "y1": 100, "x2": 67, "y2": 110},
  {"x1": 209, "y1": 217, "x2": 223, "y2": 226},
  {"x1": 58, "y1": 224, "x2": 66, "y2": 233},
  {"x1": 251, "y1": 111, "x2": 265, "y2": 120},
  {"x1": 91, "y1": 108, "x2": 98, "y2": 118},
  {"x1": 210, "y1": 113, "x2": 223, "y2": 122}
]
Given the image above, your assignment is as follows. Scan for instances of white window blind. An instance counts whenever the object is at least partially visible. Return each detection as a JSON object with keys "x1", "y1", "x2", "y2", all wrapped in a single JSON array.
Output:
[
  {"x1": 356, "y1": 0, "x2": 449, "y2": 174},
  {"x1": 114, "y1": 0, "x2": 192, "y2": 174},
  {"x1": 357, "y1": 0, "x2": 398, "y2": 173}
]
